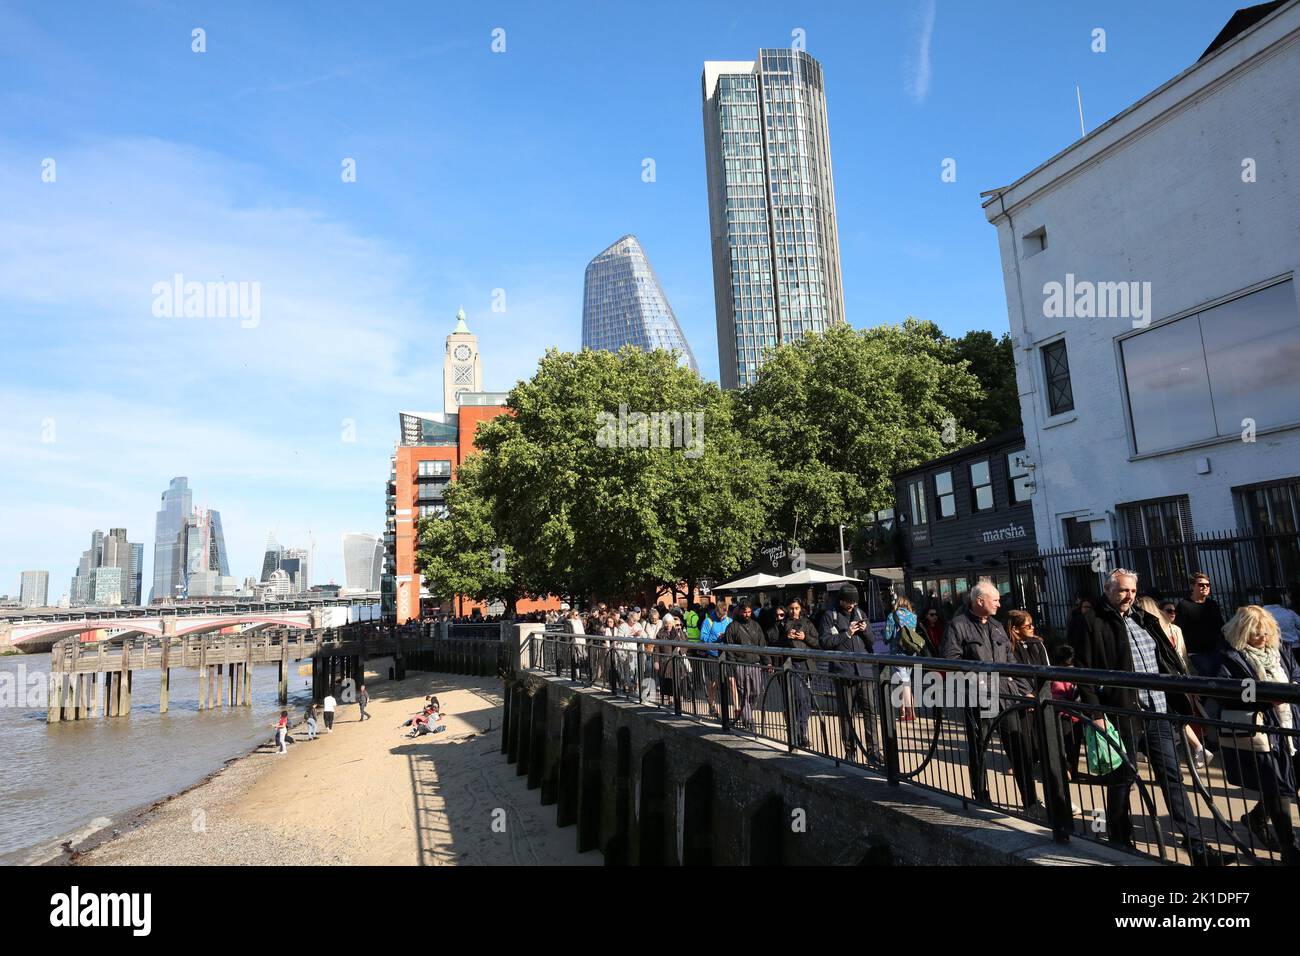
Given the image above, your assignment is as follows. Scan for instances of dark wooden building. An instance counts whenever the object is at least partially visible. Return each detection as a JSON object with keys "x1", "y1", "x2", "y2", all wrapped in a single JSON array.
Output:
[{"x1": 893, "y1": 429, "x2": 1036, "y2": 618}]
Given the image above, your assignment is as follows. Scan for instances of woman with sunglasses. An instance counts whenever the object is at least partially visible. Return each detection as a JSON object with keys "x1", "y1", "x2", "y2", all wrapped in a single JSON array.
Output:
[{"x1": 921, "y1": 607, "x2": 945, "y2": 654}]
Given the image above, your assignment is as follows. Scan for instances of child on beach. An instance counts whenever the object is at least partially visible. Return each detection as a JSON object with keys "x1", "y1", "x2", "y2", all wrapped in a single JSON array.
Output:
[
  {"x1": 305, "y1": 703, "x2": 318, "y2": 740},
  {"x1": 275, "y1": 711, "x2": 289, "y2": 755}
]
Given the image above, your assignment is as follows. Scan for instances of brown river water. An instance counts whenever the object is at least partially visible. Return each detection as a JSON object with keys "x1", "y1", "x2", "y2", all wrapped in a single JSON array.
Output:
[{"x1": 0, "y1": 651, "x2": 313, "y2": 864}]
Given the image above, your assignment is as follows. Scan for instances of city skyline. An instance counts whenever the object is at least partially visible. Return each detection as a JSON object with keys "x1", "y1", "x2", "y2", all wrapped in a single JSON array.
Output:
[{"x1": 0, "y1": 1, "x2": 1249, "y2": 599}]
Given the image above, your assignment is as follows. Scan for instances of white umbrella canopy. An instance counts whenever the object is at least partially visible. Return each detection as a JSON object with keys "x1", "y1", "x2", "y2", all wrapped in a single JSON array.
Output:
[
  {"x1": 711, "y1": 572, "x2": 784, "y2": 593},
  {"x1": 773, "y1": 568, "x2": 863, "y2": 587}
]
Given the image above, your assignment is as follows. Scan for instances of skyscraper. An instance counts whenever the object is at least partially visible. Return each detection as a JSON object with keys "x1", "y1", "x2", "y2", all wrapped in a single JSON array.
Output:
[
  {"x1": 342, "y1": 532, "x2": 382, "y2": 592},
  {"x1": 151, "y1": 477, "x2": 193, "y2": 602},
  {"x1": 71, "y1": 527, "x2": 141, "y2": 606},
  {"x1": 19, "y1": 570, "x2": 49, "y2": 608},
  {"x1": 582, "y1": 235, "x2": 699, "y2": 373},
  {"x1": 702, "y1": 49, "x2": 846, "y2": 389}
]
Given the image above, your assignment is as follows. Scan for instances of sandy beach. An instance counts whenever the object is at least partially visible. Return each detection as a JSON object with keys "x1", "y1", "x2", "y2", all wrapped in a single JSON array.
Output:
[{"x1": 74, "y1": 672, "x2": 599, "y2": 866}]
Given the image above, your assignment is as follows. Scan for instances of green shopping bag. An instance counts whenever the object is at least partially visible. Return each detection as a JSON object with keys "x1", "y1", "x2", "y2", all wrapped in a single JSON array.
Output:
[{"x1": 1085, "y1": 717, "x2": 1126, "y2": 776}]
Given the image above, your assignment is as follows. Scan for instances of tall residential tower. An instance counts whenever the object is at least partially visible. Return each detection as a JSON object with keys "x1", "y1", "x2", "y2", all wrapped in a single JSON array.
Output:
[{"x1": 702, "y1": 49, "x2": 845, "y2": 389}]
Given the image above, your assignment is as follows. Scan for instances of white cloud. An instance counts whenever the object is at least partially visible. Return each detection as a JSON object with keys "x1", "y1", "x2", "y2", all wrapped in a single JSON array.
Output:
[{"x1": 905, "y1": 0, "x2": 937, "y2": 104}]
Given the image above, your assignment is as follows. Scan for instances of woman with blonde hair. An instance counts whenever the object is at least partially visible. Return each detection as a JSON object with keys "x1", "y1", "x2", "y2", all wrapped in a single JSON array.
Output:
[
  {"x1": 1208, "y1": 605, "x2": 1300, "y2": 863},
  {"x1": 1137, "y1": 595, "x2": 1211, "y2": 768}
]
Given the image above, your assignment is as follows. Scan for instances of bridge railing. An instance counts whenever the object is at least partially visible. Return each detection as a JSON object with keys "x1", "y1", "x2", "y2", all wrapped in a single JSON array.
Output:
[{"x1": 519, "y1": 630, "x2": 1300, "y2": 867}]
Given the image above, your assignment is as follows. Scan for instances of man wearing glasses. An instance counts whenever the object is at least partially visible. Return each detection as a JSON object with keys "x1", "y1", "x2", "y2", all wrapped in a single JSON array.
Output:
[{"x1": 1176, "y1": 572, "x2": 1226, "y2": 668}]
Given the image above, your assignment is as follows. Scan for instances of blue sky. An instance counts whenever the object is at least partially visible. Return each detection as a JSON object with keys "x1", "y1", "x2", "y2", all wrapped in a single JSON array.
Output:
[{"x1": 0, "y1": 0, "x2": 1246, "y2": 596}]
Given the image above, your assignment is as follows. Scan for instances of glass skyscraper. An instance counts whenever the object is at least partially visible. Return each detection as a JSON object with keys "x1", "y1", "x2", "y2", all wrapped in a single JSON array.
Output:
[
  {"x1": 151, "y1": 477, "x2": 192, "y2": 602},
  {"x1": 581, "y1": 234, "x2": 698, "y2": 373},
  {"x1": 702, "y1": 49, "x2": 845, "y2": 389}
]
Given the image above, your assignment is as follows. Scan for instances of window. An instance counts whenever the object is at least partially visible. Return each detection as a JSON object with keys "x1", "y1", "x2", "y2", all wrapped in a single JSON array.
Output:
[
  {"x1": 1007, "y1": 451, "x2": 1033, "y2": 504},
  {"x1": 1118, "y1": 496, "x2": 1193, "y2": 546},
  {"x1": 1063, "y1": 516, "x2": 1094, "y2": 549},
  {"x1": 969, "y1": 460, "x2": 994, "y2": 512},
  {"x1": 934, "y1": 470, "x2": 956, "y2": 519},
  {"x1": 1121, "y1": 279, "x2": 1300, "y2": 454},
  {"x1": 1234, "y1": 477, "x2": 1300, "y2": 589},
  {"x1": 1042, "y1": 340, "x2": 1074, "y2": 416},
  {"x1": 907, "y1": 478, "x2": 928, "y2": 525},
  {"x1": 418, "y1": 460, "x2": 452, "y2": 478},
  {"x1": 1022, "y1": 226, "x2": 1047, "y2": 257}
]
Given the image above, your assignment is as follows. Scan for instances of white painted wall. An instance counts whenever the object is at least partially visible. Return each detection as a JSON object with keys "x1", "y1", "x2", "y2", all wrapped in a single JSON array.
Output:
[{"x1": 985, "y1": 4, "x2": 1300, "y2": 549}]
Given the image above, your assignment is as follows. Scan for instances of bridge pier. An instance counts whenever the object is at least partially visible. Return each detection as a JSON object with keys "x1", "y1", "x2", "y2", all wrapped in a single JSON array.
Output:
[
  {"x1": 87, "y1": 672, "x2": 97, "y2": 719},
  {"x1": 278, "y1": 638, "x2": 288, "y2": 706},
  {"x1": 120, "y1": 640, "x2": 132, "y2": 717},
  {"x1": 159, "y1": 642, "x2": 170, "y2": 715}
]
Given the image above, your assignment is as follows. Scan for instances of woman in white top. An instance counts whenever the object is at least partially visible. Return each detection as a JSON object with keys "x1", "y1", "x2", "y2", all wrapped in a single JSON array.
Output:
[
  {"x1": 643, "y1": 608, "x2": 662, "y2": 640},
  {"x1": 1139, "y1": 595, "x2": 1211, "y2": 768}
]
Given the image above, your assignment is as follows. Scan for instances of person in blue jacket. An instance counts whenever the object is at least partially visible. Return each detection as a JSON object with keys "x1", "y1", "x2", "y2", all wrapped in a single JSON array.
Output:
[{"x1": 699, "y1": 601, "x2": 732, "y2": 718}]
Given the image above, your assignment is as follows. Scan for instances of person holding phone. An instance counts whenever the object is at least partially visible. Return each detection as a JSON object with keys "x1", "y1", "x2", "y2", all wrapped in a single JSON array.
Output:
[{"x1": 817, "y1": 583, "x2": 884, "y2": 769}]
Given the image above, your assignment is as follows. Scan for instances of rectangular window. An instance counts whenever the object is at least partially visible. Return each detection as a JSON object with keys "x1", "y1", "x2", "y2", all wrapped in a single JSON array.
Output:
[
  {"x1": 1063, "y1": 516, "x2": 1093, "y2": 549},
  {"x1": 969, "y1": 460, "x2": 994, "y2": 512},
  {"x1": 908, "y1": 478, "x2": 928, "y2": 526},
  {"x1": 1117, "y1": 496, "x2": 1193, "y2": 546},
  {"x1": 1007, "y1": 451, "x2": 1033, "y2": 504},
  {"x1": 1121, "y1": 279, "x2": 1300, "y2": 454},
  {"x1": 934, "y1": 470, "x2": 956, "y2": 519},
  {"x1": 418, "y1": 460, "x2": 452, "y2": 478},
  {"x1": 1042, "y1": 340, "x2": 1074, "y2": 416}
]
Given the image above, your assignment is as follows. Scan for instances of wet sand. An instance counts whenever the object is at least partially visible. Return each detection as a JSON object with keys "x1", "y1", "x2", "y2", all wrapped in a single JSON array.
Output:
[{"x1": 74, "y1": 673, "x2": 599, "y2": 866}]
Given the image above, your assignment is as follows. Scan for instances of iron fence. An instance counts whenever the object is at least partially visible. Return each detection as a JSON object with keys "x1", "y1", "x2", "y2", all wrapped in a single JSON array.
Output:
[
  {"x1": 521, "y1": 629, "x2": 1300, "y2": 866},
  {"x1": 1010, "y1": 529, "x2": 1300, "y2": 641}
]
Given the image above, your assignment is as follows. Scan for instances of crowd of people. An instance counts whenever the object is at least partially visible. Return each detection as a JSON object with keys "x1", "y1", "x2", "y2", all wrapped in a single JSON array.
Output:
[{"x1": 543, "y1": 569, "x2": 1300, "y2": 866}]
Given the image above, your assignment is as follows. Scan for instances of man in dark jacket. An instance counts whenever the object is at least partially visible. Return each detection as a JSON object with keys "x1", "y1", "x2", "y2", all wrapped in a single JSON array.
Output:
[
  {"x1": 726, "y1": 599, "x2": 768, "y2": 729},
  {"x1": 818, "y1": 583, "x2": 883, "y2": 768},
  {"x1": 1176, "y1": 571, "x2": 1226, "y2": 667},
  {"x1": 941, "y1": 582, "x2": 1012, "y2": 802},
  {"x1": 773, "y1": 599, "x2": 819, "y2": 747},
  {"x1": 1069, "y1": 568, "x2": 1233, "y2": 866}
]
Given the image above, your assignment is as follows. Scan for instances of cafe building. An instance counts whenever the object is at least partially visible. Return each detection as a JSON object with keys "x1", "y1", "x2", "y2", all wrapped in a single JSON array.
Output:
[{"x1": 893, "y1": 429, "x2": 1036, "y2": 617}]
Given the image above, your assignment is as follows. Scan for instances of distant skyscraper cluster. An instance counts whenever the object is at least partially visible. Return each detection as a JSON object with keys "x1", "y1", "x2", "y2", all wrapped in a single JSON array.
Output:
[
  {"x1": 702, "y1": 49, "x2": 846, "y2": 389},
  {"x1": 259, "y1": 532, "x2": 313, "y2": 595},
  {"x1": 70, "y1": 527, "x2": 143, "y2": 607},
  {"x1": 150, "y1": 477, "x2": 232, "y2": 602},
  {"x1": 581, "y1": 235, "x2": 699, "y2": 373}
]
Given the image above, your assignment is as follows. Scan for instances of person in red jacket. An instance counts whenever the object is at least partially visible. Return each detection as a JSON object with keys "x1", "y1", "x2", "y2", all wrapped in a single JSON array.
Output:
[{"x1": 921, "y1": 607, "x2": 945, "y2": 654}]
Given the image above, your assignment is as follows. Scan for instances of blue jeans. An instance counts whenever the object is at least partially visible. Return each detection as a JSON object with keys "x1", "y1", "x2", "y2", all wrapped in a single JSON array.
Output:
[{"x1": 1106, "y1": 710, "x2": 1202, "y2": 853}]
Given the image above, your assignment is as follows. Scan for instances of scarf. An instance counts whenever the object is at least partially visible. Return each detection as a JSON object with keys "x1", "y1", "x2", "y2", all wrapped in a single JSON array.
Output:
[{"x1": 1243, "y1": 642, "x2": 1296, "y2": 754}]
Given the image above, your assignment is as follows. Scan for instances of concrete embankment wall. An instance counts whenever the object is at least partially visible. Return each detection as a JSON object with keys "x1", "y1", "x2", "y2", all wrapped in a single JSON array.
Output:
[{"x1": 501, "y1": 671, "x2": 1142, "y2": 866}]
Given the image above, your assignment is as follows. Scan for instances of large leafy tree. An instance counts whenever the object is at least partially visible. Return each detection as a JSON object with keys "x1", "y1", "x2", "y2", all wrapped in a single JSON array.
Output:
[
  {"x1": 949, "y1": 329, "x2": 1021, "y2": 436},
  {"x1": 470, "y1": 346, "x2": 770, "y2": 604},
  {"x1": 735, "y1": 319, "x2": 984, "y2": 547}
]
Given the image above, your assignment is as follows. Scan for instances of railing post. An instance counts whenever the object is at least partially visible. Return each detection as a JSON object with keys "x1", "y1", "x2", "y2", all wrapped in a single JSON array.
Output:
[
  {"x1": 782, "y1": 664, "x2": 798, "y2": 753},
  {"x1": 718, "y1": 651, "x2": 731, "y2": 733},
  {"x1": 878, "y1": 668, "x2": 899, "y2": 785}
]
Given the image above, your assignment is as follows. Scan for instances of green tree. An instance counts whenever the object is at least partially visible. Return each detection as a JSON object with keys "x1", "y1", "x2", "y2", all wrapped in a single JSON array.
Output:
[
  {"x1": 470, "y1": 346, "x2": 770, "y2": 603},
  {"x1": 735, "y1": 319, "x2": 984, "y2": 546},
  {"x1": 949, "y1": 329, "x2": 1021, "y2": 436}
]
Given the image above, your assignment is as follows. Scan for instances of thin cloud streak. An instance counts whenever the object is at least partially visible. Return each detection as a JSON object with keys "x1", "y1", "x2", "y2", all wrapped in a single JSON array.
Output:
[{"x1": 906, "y1": 0, "x2": 937, "y2": 104}]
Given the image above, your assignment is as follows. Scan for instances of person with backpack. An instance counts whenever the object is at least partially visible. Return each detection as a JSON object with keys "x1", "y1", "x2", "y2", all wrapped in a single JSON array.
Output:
[
  {"x1": 699, "y1": 601, "x2": 732, "y2": 718},
  {"x1": 884, "y1": 595, "x2": 925, "y2": 721},
  {"x1": 684, "y1": 605, "x2": 702, "y2": 643}
]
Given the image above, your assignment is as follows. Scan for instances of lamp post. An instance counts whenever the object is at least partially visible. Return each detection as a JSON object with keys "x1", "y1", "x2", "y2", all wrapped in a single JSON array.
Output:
[{"x1": 838, "y1": 524, "x2": 847, "y2": 577}]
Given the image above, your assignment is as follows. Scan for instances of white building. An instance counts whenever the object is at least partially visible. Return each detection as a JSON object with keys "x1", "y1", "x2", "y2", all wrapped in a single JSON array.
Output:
[
  {"x1": 342, "y1": 532, "x2": 382, "y2": 592},
  {"x1": 983, "y1": 1, "x2": 1300, "y2": 563}
]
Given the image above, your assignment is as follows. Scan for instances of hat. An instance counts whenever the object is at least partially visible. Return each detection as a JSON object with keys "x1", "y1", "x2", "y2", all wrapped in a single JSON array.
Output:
[{"x1": 837, "y1": 583, "x2": 858, "y2": 602}]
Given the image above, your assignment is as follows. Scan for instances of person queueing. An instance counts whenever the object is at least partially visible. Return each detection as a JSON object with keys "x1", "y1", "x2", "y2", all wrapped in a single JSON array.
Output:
[
  {"x1": 1069, "y1": 568, "x2": 1234, "y2": 866},
  {"x1": 1206, "y1": 606, "x2": 1300, "y2": 864},
  {"x1": 1004, "y1": 609, "x2": 1050, "y2": 822},
  {"x1": 773, "y1": 599, "x2": 820, "y2": 748},
  {"x1": 726, "y1": 599, "x2": 769, "y2": 730},
  {"x1": 941, "y1": 582, "x2": 1012, "y2": 802},
  {"x1": 699, "y1": 602, "x2": 732, "y2": 718},
  {"x1": 818, "y1": 583, "x2": 884, "y2": 769}
]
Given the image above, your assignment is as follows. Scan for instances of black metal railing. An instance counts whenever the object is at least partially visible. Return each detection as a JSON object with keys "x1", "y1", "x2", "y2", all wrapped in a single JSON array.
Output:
[
  {"x1": 520, "y1": 629, "x2": 1300, "y2": 866},
  {"x1": 1010, "y1": 529, "x2": 1300, "y2": 640}
]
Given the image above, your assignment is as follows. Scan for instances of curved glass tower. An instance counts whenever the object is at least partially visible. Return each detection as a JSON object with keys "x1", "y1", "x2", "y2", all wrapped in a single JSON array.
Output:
[{"x1": 582, "y1": 234, "x2": 698, "y2": 373}]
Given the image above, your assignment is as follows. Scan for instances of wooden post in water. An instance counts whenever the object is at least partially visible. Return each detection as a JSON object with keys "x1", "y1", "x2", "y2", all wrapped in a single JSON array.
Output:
[
  {"x1": 278, "y1": 635, "x2": 289, "y2": 705},
  {"x1": 198, "y1": 636, "x2": 209, "y2": 711},
  {"x1": 87, "y1": 672, "x2": 97, "y2": 719},
  {"x1": 244, "y1": 635, "x2": 253, "y2": 707},
  {"x1": 67, "y1": 643, "x2": 81, "y2": 720},
  {"x1": 106, "y1": 671, "x2": 117, "y2": 718},
  {"x1": 120, "y1": 639, "x2": 132, "y2": 716},
  {"x1": 159, "y1": 638, "x2": 171, "y2": 714},
  {"x1": 47, "y1": 644, "x2": 62, "y2": 724}
]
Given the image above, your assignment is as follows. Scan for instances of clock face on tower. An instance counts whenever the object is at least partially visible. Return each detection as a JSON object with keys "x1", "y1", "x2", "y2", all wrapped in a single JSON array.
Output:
[{"x1": 453, "y1": 344, "x2": 472, "y2": 361}]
